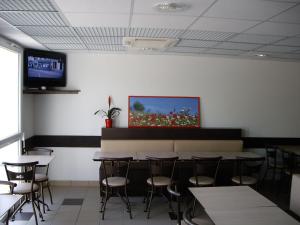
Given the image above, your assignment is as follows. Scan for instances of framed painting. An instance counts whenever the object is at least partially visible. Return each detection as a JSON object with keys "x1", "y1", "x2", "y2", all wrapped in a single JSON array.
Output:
[{"x1": 128, "y1": 96, "x2": 200, "y2": 128}]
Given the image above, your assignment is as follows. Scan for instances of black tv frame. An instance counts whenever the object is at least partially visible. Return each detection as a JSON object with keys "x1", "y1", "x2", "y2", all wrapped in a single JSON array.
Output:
[{"x1": 23, "y1": 49, "x2": 67, "y2": 88}]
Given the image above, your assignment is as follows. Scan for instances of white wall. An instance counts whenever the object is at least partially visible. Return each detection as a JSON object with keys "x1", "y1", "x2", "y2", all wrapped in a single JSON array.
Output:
[
  {"x1": 22, "y1": 94, "x2": 34, "y2": 138},
  {"x1": 25, "y1": 53, "x2": 300, "y2": 180}
]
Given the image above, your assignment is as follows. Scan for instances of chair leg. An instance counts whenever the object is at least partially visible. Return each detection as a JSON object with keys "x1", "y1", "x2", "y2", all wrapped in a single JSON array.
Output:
[
  {"x1": 144, "y1": 189, "x2": 150, "y2": 212},
  {"x1": 47, "y1": 182, "x2": 53, "y2": 204},
  {"x1": 40, "y1": 184, "x2": 45, "y2": 213},
  {"x1": 192, "y1": 197, "x2": 197, "y2": 217},
  {"x1": 101, "y1": 187, "x2": 109, "y2": 220},
  {"x1": 147, "y1": 189, "x2": 154, "y2": 219},
  {"x1": 31, "y1": 195, "x2": 39, "y2": 225},
  {"x1": 124, "y1": 186, "x2": 132, "y2": 219}
]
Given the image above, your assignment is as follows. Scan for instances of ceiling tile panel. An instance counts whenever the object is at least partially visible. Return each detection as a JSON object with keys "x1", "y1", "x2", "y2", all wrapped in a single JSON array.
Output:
[
  {"x1": 167, "y1": 46, "x2": 207, "y2": 53},
  {"x1": 129, "y1": 28, "x2": 183, "y2": 38},
  {"x1": 75, "y1": 27, "x2": 127, "y2": 37},
  {"x1": 34, "y1": 36, "x2": 82, "y2": 44},
  {"x1": 64, "y1": 13, "x2": 130, "y2": 27},
  {"x1": 274, "y1": 37, "x2": 300, "y2": 46},
  {"x1": 257, "y1": 45, "x2": 300, "y2": 52},
  {"x1": 44, "y1": 43, "x2": 87, "y2": 50},
  {"x1": 214, "y1": 42, "x2": 261, "y2": 50},
  {"x1": 204, "y1": 0, "x2": 295, "y2": 21},
  {"x1": 0, "y1": 12, "x2": 66, "y2": 26},
  {"x1": 17, "y1": 26, "x2": 77, "y2": 36},
  {"x1": 0, "y1": 0, "x2": 57, "y2": 11},
  {"x1": 131, "y1": 15, "x2": 196, "y2": 29},
  {"x1": 133, "y1": 0, "x2": 215, "y2": 16},
  {"x1": 54, "y1": 0, "x2": 131, "y2": 13},
  {"x1": 228, "y1": 33, "x2": 285, "y2": 44},
  {"x1": 206, "y1": 48, "x2": 245, "y2": 55},
  {"x1": 87, "y1": 44, "x2": 126, "y2": 51},
  {"x1": 190, "y1": 17, "x2": 259, "y2": 33},
  {"x1": 182, "y1": 30, "x2": 235, "y2": 41},
  {"x1": 82, "y1": 36, "x2": 122, "y2": 45},
  {"x1": 245, "y1": 22, "x2": 300, "y2": 36},
  {"x1": 271, "y1": 4, "x2": 300, "y2": 23},
  {"x1": 177, "y1": 39, "x2": 219, "y2": 47}
]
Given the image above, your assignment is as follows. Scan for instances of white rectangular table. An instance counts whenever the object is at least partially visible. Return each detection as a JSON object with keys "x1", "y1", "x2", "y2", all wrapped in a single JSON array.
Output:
[
  {"x1": 136, "y1": 151, "x2": 178, "y2": 160},
  {"x1": 177, "y1": 151, "x2": 262, "y2": 160},
  {"x1": 93, "y1": 151, "x2": 138, "y2": 161},
  {"x1": 206, "y1": 206, "x2": 300, "y2": 225},
  {"x1": 3, "y1": 155, "x2": 55, "y2": 166},
  {"x1": 189, "y1": 186, "x2": 276, "y2": 211},
  {"x1": 0, "y1": 194, "x2": 23, "y2": 219}
]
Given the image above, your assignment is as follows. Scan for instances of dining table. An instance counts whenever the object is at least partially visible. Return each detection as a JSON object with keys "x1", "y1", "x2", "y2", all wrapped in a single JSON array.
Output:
[
  {"x1": 189, "y1": 186, "x2": 300, "y2": 225},
  {"x1": 0, "y1": 194, "x2": 23, "y2": 223}
]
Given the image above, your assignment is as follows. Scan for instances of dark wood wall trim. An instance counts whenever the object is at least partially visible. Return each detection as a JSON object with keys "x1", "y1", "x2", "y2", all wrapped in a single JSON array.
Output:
[
  {"x1": 26, "y1": 135, "x2": 101, "y2": 148},
  {"x1": 102, "y1": 128, "x2": 242, "y2": 140},
  {"x1": 242, "y1": 137, "x2": 300, "y2": 148},
  {"x1": 25, "y1": 134, "x2": 300, "y2": 149}
]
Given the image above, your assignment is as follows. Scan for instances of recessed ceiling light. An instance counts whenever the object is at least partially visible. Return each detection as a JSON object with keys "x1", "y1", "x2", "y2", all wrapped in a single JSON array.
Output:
[
  {"x1": 255, "y1": 53, "x2": 267, "y2": 57},
  {"x1": 153, "y1": 2, "x2": 189, "y2": 12}
]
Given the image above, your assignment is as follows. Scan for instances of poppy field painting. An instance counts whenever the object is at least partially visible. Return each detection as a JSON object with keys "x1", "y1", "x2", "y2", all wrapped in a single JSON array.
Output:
[{"x1": 128, "y1": 96, "x2": 200, "y2": 128}]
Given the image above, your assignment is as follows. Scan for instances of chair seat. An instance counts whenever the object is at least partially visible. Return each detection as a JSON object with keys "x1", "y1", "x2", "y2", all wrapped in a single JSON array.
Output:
[
  {"x1": 147, "y1": 176, "x2": 171, "y2": 186},
  {"x1": 231, "y1": 176, "x2": 257, "y2": 185},
  {"x1": 35, "y1": 173, "x2": 48, "y2": 182},
  {"x1": 13, "y1": 183, "x2": 39, "y2": 194},
  {"x1": 102, "y1": 177, "x2": 129, "y2": 187},
  {"x1": 189, "y1": 176, "x2": 215, "y2": 186}
]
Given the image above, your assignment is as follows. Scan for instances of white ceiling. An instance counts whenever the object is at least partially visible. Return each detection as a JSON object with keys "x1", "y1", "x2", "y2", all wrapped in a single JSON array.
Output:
[{"x1": 0, "y1": 0, "x2": 300, "y2": 61}]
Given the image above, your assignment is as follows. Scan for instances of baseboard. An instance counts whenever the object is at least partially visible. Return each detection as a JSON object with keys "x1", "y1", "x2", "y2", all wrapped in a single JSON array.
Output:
[{"x1": 50, "y1": 180, "x2": 98, "y2": 187}]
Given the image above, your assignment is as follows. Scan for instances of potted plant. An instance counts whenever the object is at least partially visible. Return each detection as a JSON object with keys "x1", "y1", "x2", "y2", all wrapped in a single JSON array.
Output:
[{"x1": 94, "y1": 96, "x2": 121, "y2": 128}]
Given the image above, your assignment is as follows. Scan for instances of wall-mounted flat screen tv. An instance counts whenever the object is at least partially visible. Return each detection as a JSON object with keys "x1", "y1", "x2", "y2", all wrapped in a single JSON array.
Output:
[{"x1": 23, "y1": 49, "x2": 66, "y2": 88}]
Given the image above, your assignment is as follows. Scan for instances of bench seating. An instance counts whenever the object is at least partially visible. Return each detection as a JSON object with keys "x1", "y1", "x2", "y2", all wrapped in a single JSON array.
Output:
[{"x1": 101, "y1": 140, "x2": 243, "y2": 153}]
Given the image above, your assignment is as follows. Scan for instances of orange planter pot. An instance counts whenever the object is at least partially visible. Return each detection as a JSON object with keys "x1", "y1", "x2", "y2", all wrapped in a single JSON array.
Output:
[{"x1": 105, "y1": 119, "x2": 113, "y2": 128}]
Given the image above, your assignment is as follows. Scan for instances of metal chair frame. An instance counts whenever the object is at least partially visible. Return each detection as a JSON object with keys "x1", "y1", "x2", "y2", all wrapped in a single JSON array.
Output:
[
  {"x1": 25, "y1": 147, "x2": 54, "y2": 213},
  {"x1": 144, "y1": 156, "x2": 178, "y2": 219},
  {"x1": 234, "y1": 156, "x2": 265, "y2": 188},
  {"x1": 190, "y1": 156, "x2": 222, "y2": 215},
  {"x1": 3, "y1": 161, "x2": 44, "y2": 225},
  {"x1": 99, "y1": 157, "x2": 133, "y2": 220}
]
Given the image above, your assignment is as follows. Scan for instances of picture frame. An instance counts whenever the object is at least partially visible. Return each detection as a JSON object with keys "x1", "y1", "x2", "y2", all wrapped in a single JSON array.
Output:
[{"x1": 128, "y1": 96, "x2": 200, "y2": 128}]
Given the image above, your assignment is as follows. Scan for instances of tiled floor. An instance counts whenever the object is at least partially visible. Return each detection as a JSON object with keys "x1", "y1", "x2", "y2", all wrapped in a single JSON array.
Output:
[
  {"x1": 9, "y1": 186, "x2": 180, "y2": 225},
  {"x1": 8, "y1": 183, "x2": 300, "y2": 225}
]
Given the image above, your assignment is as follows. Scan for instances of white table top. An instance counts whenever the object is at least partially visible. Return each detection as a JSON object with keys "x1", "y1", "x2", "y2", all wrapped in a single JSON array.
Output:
[
  {"x1": 93, "y1": 151, "x2": 263, "y2": 161},
  {"x1": 279, "y1": 145, "x2": 300, "y2": 156},
  {"x1": 189, "y1": 186, "x2": 276, "y2": 211},
  {"x1": 3, "y1": 155, "x2": 55, "y2": 166},
  {"x1": 207, "y1": 206, "x2": 300, "y2": 225},
  {"x1": 93, "y1": 151, "x2": 138, "y2": 161},
  {"x1": 0, "y1": 194, "x2": 23, "y2": 218},
  {"x1": 136, "y1": 152, "x2": 178, "y2": 160},
  {"x1": 177, "y1": 151, "x2": 262, "y2": 160}
]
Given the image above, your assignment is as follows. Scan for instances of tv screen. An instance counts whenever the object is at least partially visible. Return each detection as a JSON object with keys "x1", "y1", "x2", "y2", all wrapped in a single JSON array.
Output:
[{"x1": 24, "y1": 49, "x2": 66, "y2": 88}]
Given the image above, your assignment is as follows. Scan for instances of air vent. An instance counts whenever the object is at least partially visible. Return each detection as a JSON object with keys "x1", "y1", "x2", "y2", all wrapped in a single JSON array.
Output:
[{"x1": 123, "y1": 37, "x2": 178, "y2": 50}]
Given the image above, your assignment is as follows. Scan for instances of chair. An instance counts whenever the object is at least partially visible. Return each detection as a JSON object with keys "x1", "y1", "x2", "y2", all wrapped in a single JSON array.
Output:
[
  {"x1": 167, "y1": 184, "x2": 182, "y2": 225},
  {"x1": 99, "y1": 157, "x2": 133, "y2": 220},
  {"x1": 183, "y1": 206, "x2": 214, "y2": 225},
  {"x1": 2, "y1": 161, "x2": 43, "y2": 225},
  {"x1": 188, "y1": 156, "x2": 222, "y2": 214},
  {"x1": 262, "y1": 145, "x2": 285, "y2": 184},
  {"x1": 0, "y1": 181, "x2": 17, "y2": 225},
  {"x1": 25, "y1": 147, "x2": 54, "y2": 213},
  {"x1": 144, "y1": 156, "x2": 178, "y2": 219},
  {"x1": 231, "y1": 156, "x2": 265, "y2": 187}
]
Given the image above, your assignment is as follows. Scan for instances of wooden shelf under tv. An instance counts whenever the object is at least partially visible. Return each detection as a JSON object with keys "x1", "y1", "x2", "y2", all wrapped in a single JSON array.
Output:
[{"x1": 23, "y1": 89, "x2": 81, "y2": 94}]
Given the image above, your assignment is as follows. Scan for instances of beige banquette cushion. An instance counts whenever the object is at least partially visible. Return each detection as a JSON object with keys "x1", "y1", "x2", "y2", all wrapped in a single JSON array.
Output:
[
  {"x1": 101, "y1": 140, "x2": 174, "y2": 153},
  {"x1": 174, "y1": 140, "x2": 243, "y2": 152}
]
